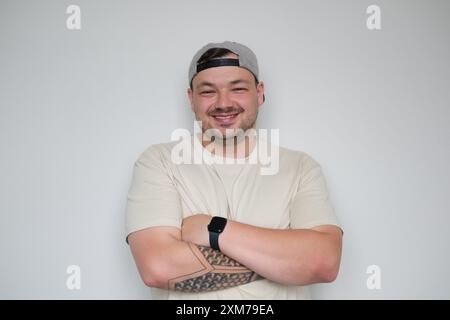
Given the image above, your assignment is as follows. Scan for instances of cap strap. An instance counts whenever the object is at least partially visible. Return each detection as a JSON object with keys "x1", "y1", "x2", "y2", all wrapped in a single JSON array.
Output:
[{"x1": 196, "y1": 58, "x2": 240, "y2": 73}]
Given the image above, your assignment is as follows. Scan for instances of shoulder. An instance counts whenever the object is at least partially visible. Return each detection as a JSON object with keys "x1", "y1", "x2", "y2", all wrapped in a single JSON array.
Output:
[
  {"x1": 135, "y1": 140, "x2": 180, "y2": 167},
  {"x1": 278, "y1": 145, "x2": 322, "y2": 171}
]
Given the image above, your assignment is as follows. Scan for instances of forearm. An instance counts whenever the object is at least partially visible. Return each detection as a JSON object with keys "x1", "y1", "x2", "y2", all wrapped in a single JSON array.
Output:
[
  {"x1": 151, "y1": 239, "x2": 262, "y2": 292},
  {"x1": 219, "y1": 221, "x2": 341, "y2": 285}
]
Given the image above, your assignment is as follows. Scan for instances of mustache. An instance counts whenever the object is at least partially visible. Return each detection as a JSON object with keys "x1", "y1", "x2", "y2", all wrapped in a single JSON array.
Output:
[{"x1": 207, "y1": 106, "x2": 244, "y2": 116}]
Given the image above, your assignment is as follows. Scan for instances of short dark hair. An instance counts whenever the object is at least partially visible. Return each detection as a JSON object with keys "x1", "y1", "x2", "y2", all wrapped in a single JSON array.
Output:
[
  {"x1": 190, "y1": 48, "x2": 259, "y2": 90},
  {"x1": 197, "y1": 48, "x2": 234, "y2": 65}
]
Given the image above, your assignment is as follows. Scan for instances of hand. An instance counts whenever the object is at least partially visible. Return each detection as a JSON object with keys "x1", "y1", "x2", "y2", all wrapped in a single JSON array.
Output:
[{"x1": 181, "y1": 214, "x2": 212, "y2": 247}]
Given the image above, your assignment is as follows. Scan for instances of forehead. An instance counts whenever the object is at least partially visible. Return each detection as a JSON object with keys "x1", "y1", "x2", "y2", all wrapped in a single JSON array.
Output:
[{"x1": 193, "y1": 66, "x2": 255, "y2": 89}]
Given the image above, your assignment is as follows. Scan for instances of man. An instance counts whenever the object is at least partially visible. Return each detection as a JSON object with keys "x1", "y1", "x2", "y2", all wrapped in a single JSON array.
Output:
[{"x1": 125, "y1": 41, "x2": 343, "y2": 299}]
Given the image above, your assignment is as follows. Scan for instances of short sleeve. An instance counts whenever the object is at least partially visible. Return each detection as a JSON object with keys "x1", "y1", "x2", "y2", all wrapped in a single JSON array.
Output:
[
  {"x1": 125, "y1": 145, "x2": 182, "y2": 243},
  {"x1": 289, "y1": 154, "x2": 341, "y2": 230}
]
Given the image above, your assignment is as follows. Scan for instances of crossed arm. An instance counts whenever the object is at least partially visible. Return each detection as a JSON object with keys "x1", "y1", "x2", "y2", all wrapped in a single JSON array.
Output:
[{"x1": 128, "y1": 214, "x2": 342, "y2": 293}]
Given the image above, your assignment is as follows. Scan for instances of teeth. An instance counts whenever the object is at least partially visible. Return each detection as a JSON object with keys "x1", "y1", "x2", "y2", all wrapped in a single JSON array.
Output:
[{"x1": 214, "y1": 114, "x2": 238, "y2": 119}]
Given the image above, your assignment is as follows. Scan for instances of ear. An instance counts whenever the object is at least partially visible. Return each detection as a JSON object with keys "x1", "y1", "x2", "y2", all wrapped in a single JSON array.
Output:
[
  {"x1": 187, "y1": 87, "x2": 194, "y2": 112},
  {"x1": 256, "y1": 81, "x2": 265, "y2": 107}
]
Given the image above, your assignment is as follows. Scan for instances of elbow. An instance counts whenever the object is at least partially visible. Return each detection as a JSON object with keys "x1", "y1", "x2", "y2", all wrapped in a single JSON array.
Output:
[
  {"x1": 316, "y1": 253, "x2": 341, "y2": 283},
  {"x1": 318, "y1": 263, "x2": 339, "y2": 283},
  {"x1": 140, "y1": 261, "x2": 167, "y2": 288},
  {"x1": 142, "y1": 273, "x2": 160, "y2": 288},
  {"x1": 289, "y1": 258, "x2": 339, "y2": 285},
  {"x1": 314, "y1": 236, "x2": 342, "y2": 283}
]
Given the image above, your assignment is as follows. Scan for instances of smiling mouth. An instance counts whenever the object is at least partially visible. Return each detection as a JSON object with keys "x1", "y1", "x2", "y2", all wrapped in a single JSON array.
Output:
[{"x1": 211, "y1": 112, "x2": 241, "y2": 125}]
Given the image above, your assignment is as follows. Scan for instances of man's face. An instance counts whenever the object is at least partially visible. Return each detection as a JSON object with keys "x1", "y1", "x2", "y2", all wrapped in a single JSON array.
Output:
[{"x1": 188, "y1": 54, "x2": 265, "y2": 139}]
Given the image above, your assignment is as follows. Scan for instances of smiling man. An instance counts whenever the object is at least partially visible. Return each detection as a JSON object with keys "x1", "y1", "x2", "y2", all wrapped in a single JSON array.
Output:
[
  {"x1": 125, "y1": 41, "x2": 343, "y2": 299},
  {"x1": 189, "y1": 48, "x2": 262, "y2": 138}
]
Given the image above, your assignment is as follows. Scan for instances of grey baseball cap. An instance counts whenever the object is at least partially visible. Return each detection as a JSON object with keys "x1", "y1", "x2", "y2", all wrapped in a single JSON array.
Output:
[{"x1": 188, "y1": 41, "x2": 260, "y2": 86}]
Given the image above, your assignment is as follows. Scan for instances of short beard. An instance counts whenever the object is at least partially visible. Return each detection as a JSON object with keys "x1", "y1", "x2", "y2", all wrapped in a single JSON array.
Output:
[{"x1": 196, "y1": 109, "x2": 258, "y2": 141}]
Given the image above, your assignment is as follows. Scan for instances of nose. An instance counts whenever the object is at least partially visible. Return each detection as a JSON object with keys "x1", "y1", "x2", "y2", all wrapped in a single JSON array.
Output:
[{"x1": 216, "y1": 91, "x2": 233, "y2": 108}]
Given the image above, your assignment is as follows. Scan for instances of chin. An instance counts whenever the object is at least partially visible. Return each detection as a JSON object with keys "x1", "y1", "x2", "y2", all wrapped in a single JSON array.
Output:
[{"x1": 218, "y1": 126, "x2": 243, "y2": 138}]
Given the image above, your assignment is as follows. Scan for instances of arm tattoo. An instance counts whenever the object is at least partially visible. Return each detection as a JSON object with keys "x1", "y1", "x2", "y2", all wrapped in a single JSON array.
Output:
[{"x1": 168, "y1": 243, "x2": 263, "y2": 293}]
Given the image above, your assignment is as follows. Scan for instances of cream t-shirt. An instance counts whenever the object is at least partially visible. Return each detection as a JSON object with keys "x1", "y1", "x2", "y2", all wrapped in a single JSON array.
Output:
[{"x1": 125, "y1": 135, "x2": 340, "y2": 299}]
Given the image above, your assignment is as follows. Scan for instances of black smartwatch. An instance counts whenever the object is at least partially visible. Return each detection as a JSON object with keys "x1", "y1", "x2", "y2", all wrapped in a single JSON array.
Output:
[{"x1": 207, "y1": 216, "x2": 227, "y2": 251}]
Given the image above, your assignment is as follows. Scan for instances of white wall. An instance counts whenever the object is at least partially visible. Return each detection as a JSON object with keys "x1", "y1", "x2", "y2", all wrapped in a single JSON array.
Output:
[{"x1": 1, "y1": 0, "x2": 449, "y2": 299}]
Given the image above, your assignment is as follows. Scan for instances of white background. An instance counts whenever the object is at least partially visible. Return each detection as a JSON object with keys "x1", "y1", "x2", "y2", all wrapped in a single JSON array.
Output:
[{"x1": 1, "y1": 0, "x2": 449, "y2": 299}]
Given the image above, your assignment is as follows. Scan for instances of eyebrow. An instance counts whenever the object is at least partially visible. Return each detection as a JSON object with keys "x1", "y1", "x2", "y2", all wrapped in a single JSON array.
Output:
[
  {"x1": 229, "y1": 79, "x2": 250, "y2": 85},
  {"x1": 195, "y1": 79, "x2": 250, "y2": 90}
]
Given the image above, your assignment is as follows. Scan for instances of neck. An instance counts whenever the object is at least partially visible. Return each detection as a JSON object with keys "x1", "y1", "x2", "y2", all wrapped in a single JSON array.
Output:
[{"x1": 198, "y1": 130, "x2": 257, "y2": 159}]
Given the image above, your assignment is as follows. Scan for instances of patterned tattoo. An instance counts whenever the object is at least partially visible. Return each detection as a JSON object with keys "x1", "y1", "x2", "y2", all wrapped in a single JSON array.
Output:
[{"x1": 168, "y1": 243, "x2": 263, "y2": 293}]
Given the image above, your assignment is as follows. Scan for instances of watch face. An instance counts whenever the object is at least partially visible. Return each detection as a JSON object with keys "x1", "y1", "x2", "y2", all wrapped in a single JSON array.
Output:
[{"x1": 208, "y1": 217, "x2": 226, "y2": 233}]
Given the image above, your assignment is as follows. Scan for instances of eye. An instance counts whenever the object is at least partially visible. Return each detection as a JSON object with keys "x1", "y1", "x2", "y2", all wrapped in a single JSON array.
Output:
[
  {"x1": 200, "y1": 90, "x2": 215, "y2": 95},
  {"x1": 232, "y1": 88, "x2": 247, "y2": 92}
]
